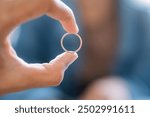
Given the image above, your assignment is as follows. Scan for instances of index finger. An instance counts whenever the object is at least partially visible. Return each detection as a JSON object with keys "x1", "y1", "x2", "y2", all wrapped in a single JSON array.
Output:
[
  {"x1": 2, "y1": 0, "x2": 79, "y2": 35},
  {"x1": 47, "y1": 0, "x2": 79, "y2": 33}
]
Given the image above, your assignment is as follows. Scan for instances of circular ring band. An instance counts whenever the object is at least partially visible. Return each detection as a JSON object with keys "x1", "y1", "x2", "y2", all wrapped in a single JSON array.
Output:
[{"x1": 61, "y1": 33, "x2": 82, "y2": 53}]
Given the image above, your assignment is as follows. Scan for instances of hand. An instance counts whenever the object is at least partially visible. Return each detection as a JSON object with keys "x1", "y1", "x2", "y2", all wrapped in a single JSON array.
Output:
[{"x1": 0, "y1": 0, "x2": 79, "y2": 95}]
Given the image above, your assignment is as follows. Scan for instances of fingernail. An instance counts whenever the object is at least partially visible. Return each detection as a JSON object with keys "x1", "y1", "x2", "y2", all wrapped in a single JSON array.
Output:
[
  {"x1": 75, "y1": 24, "x2": 79, "y2": 34},
  {"x1": 50, "y1": 52, "x2": 78, "y2": 69},
  {"x1": 64, "y1": 51, "x2": 78, "y2": 65}
]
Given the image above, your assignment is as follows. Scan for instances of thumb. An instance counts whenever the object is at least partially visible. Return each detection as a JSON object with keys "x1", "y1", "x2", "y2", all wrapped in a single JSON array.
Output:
[
  {"x1": 23, "y1": 52, "x2": 78, "y2": 88},
  {"x1": 50, "y1": 52, "x2": 78, "y2": 71}
]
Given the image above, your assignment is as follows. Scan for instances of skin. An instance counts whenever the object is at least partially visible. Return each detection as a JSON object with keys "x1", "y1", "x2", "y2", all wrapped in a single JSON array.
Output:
[{"x1": 0, "y1": 0, "x2": 79, "y2": 95}]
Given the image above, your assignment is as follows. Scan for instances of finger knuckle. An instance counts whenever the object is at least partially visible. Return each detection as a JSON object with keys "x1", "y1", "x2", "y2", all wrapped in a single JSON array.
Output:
[
  {"x1": 44, "y1": 66, "x2": 64, "y2": 86},
  {"x1": 53, "y1": 71, "x2": 64, "y2": 86},
  {"x1": 0, "y1": 13, "x2": 10, "y2": 34}
]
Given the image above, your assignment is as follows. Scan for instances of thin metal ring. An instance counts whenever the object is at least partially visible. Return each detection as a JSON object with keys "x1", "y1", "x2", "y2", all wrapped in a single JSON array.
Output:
[{"x1": 61, "y1": 33, "x2": 82, "y2": 53}]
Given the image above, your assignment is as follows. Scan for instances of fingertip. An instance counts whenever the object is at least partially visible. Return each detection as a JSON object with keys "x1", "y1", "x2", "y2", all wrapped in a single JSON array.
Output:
[
  {"x1": 48, "y1": 0, "x2": 79, "y2": 34},
  {"x1": 65, "y1": 51, "x2": 79, "y2": 60},
  {"x1": 69, "y1": 22, "x2": 79, "y2": 34},
  {"x1": 62, "y1": 51, "x2": 78, "y2": 65},
  {"x1": 63, "y1": 51, "x2": 78, "y2": 69},
  {"x1": 61, "y1": 20, "x2": 79, "y2": 34},
  {"x1": 73, "y1": 24, "x2": 79, "y2": 34},
  {"x1": 51, "y1": 52, "x2": 78, "y2": 70}
]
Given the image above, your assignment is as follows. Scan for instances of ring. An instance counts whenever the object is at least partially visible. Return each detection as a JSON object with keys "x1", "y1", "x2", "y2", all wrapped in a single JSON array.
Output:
[{"x1": 61, "y1": 33, "x2": 82, "y2": 53}]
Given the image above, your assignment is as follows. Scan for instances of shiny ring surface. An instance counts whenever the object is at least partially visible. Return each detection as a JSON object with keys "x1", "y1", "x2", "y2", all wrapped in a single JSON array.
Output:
[{"x1": 61, "y1": 33, "x2": 82, "y2": 53}]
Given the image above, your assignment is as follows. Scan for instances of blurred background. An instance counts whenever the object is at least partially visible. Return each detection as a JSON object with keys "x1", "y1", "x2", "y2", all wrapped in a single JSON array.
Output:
[{"x1": 1, "y1": 0, "x2": 150, "y2": 100}]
